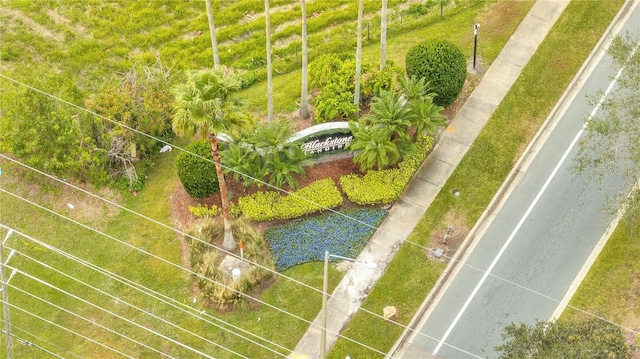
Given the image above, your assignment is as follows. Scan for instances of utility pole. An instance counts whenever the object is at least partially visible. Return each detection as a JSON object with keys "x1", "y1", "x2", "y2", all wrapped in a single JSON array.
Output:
[{"x1": 1, "y1": 229, "x2": 13, "y2": 359}]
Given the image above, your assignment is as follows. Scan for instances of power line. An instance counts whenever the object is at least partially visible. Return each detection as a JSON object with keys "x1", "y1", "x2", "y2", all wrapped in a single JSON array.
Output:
[
  {"x1": 5, "y1": 301, "x2": 135, "y2": 358},
  {"x1": 7, "y1": 279, "x2": 180, "y2": 358},
  {"x1": 3, "y1": 70, "x2": 636, "y2": 356},
  {"x1": 0, "y1": 326, "x2": 67, "y2": 359},
  {"x1": 8, "y1": 244, "x2": 292, "y2": 356},
  {"x1": 7, "y1": 245, "x2": 288, "y2": 358},
  {"x1": 4, "y1": 322, "x2": 84, "y2": 358}
]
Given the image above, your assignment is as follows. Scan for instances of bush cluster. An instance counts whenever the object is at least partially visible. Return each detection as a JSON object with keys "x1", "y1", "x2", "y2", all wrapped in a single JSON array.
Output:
[
  {"x1": 340, "y1": 136, "x2": 434, "y2": 205},
  {"x1": 175, "y1": 140, "x2": 220, "y2": 199},
  {"x1": 188, "y1": 203, "x2": 221, "y2": 218},
  {"x1": 236, "y1": 178, "x2": 343, "y2": 221},
  {"x1": 187, "y1": 218, "x2": 274, "y2": 310},
  {"x1": 405, "y1": 39, "x2": 466, "y2": 107},
  {"x1": 265, "y1": 208, "x2": 387, "y2": 271}
]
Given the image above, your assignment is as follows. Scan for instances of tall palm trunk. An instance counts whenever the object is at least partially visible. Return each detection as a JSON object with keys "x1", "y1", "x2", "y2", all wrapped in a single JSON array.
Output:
[
  {"x1": 354, "y1": 0, "x2": 364, "y2": 118},
  {"x1": 380, "y1": 0, "x2": 388, "y2": 70},
  {"x1": 299, "y1": 0, "x2": 310, "y2": 120},
  {"x1": 205, "y1": 0, "x2": 220, "y2": 67},
  {"x1": 265, "y1": 0, "x2": 273, "y2": 122},
  {"x1": 208, "y1": 134, "x2": 235, "y2": 250}
]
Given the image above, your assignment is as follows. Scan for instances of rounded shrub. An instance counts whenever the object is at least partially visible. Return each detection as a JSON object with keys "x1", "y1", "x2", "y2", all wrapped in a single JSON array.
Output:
[
  {"x1": 405, "y1": 39, "x2": 466, "y2": 107},
  {"x1": 175, "y1": 140, "x2": 219, "y2": 199}
]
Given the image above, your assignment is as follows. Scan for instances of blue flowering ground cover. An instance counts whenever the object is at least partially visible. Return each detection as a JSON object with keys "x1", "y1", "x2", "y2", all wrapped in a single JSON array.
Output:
[{"x1": 265, "y1": 208, "x2": 388, "y2": 271}]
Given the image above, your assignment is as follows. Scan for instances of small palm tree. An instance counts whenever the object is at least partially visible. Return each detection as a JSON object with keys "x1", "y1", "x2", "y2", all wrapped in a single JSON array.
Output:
[
  {"x1": 368, "y1": 90, "x2": 413, "y2": 148},
  {"x1": 349, "y1": 121, "x2": 400, "y2": 171},
  {"x1": 250, "y1": 119, "x2": 313, "y2": 188},
  {"x1": 172, "y1": 68, "x2": 251, "y2": 250},
  {"x1": 401, "y1": 76, "x2": 447, "y2": 141},
  {"x1": 409, "y1": 96, "x2": 447, "y2": 142}
]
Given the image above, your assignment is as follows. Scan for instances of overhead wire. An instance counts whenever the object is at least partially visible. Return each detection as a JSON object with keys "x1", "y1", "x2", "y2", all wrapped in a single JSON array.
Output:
[
  {"x1": 3, "y1": 137, "x2": 638, "y2": 355},
  {"x1": 6, "y1": 243, "x2": 290, "y2": 357},
  {"x1": 6, "y1": 276, "x2": 185, "y2": 358},
  {"x1": 7, "y1": 244, "x2": 292, "y2": 356},
  {"x1": 3, "y1": 322, "x2": 84, "y2": 358},
  {"x1": 0, "y1": 326, "x2": 67, "y2": 359},
  {"x1": 4, "y1": 301, "x2": 135, "y2": 358}
]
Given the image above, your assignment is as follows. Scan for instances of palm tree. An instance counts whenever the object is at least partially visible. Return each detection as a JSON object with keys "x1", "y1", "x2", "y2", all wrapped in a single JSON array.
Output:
[
  {"x1": 349, "y1": 121, "x2": 400, "y2": 171},
  {"x1": 205, "y1": 0, "x2": 220, "y2": 67},
  {"x1": 380, "y1": 0, "x2": 388, "y2": 70},
  {"x1": 368, "y1": 90, "x2": 413, "y2": 148},
  {"x1": 401, "y1": 76, "x2": 447, "y2": 141},
  {"x1": 354, "y1": 0, "x2": 364, "y2": 118},
  {"x1": 249, "y1": 119, "x2": 313, "y2": 188},
  {"x1": 265, "y1": 0, "x2": 274, "y2": 122},
  {"x1": 299, "y1": 0, "x2": 310, "y2": 120},
  {"x1": 172, "y1": 69, "x2": 250, "y2": 250},
  {"x1": 409, "y1": 96, "x2": 447, "y2": 142}
]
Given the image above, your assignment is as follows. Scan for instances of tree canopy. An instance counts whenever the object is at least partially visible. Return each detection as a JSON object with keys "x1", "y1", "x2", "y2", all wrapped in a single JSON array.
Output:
[{"x1": 573, "y1": 33, "x2": 640, "y2": 228}]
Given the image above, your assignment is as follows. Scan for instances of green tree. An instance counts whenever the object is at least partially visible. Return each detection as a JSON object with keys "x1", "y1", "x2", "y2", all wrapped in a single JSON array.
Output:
[
  {"x1": 0, "y1": 69, "x2": 107, "y2": 184},
  {"x1": 496, "y1": 318, "x2": 629, "y2": 358},
  {"x1": 172, "y1": 68, "x2": 251, "y2": 251},
  {"x1": 367, "y1": 90, "x2": 413, "y2": 149},
  {"x1": 86, "y1": 63, "x2": 175, "y2": 188},
  {"x1": 574, "y1": 33, "x2": 640, "y2": 231}
]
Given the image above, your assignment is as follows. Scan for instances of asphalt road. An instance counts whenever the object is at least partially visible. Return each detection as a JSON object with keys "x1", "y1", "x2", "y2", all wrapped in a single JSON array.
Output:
[{"x1": 402, "y1": 3, "x2": 640, "y2": 358}]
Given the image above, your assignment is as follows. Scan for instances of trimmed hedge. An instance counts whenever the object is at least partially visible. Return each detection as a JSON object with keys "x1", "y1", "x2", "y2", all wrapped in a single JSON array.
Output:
[
  {"x1": 340, "y1": 136, "x2": 433, "y2": 205},
  {"x1": 236, "y1": 178, "x2": 343, "y2": 221},
  {"x1": 265, "y1": 208, "x2": 387, "y2": 271},
  {"x1": 405, "y1": 39, "x2": 466, "y2": 107},
  {"x1": 175, "y1": 140, "x2": 219, "y2": 199}
]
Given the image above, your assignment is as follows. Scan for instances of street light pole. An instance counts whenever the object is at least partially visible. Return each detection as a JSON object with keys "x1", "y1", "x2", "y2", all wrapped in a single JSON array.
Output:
[
  {"x1": 320, "y1": 251, "x2": 377, "y2": 359},
  {"x1": 1, "y1": 230, "x2": 14, "y2": 359},
  {"x1": 473, "y1": 23, "x2": 480, "y2": 69},
  {"x1": 320, "y1": 251, "x2": 329, "y2": 359}
]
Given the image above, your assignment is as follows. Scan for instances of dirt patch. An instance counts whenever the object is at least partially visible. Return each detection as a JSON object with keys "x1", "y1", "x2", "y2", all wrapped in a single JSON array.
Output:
[
  {"x1": 1, "y1": 7, "x2": 65, "y2": 42},
  {"x1": 427, "y1": 210, "x2": 470, "y2": 263}
]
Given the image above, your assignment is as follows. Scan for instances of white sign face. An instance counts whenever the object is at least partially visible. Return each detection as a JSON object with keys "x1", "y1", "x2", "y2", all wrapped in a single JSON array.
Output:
[{"x1": 301, "y1": 135, "x2": 353, "y2": 154}]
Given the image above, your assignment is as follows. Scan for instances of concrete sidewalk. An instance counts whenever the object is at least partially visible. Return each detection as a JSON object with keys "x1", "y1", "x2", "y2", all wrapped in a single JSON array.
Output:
[{"x1": 290, "y1": 1, "x2": 570, "y2": 358}]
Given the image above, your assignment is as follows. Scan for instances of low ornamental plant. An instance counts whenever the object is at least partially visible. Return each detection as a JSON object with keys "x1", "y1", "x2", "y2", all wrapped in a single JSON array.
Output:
[
  {"x1": 265, "y1": 208, "x2": 387, "y2": 271},
  {"x1": 341, "y1": 135, "x2": 433, "y2": 205},
  {"x1": 236, "y1": 178, "x2": 343, "y2": 221}
]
